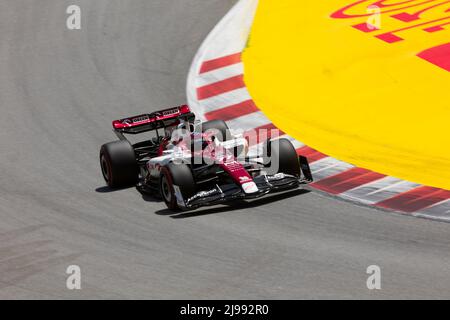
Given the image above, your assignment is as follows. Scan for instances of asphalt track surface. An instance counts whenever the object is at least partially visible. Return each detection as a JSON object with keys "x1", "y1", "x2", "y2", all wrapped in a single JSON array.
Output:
[{"x1": 0, "y1": 0, "x2": 449, "y2": 299}]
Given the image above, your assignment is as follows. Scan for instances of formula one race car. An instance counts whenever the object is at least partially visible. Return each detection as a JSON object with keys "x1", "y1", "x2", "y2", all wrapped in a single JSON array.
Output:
[{"x1": 99, "y1": 105, "x2": 313, "y2": 210}]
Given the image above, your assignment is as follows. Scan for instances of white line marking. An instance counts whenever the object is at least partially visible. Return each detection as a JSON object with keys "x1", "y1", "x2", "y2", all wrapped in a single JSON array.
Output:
[
  {"x1": 310, "y1": 158, "x2": 354, "y2": 181},
  {"x1": 340, "y1": 177, "x2": 421, "y2": 204},
  {"x1": 417, "y1": 199, "x2": 450, "y2": 217},
  {"x1": 197, "y1": 64, "x2": 244, "y2": 87},
  {"x1": 226, "y1": 111, "x2": 271, "y2": 131},
  {"x1": 199, "y1": 88, "x2": 252, "y2": 113}
]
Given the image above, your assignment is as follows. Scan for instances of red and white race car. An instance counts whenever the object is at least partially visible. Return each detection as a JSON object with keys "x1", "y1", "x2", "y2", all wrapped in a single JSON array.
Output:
[{"x1": 99, "y1": 105, "x2": 313, "y2": 210}]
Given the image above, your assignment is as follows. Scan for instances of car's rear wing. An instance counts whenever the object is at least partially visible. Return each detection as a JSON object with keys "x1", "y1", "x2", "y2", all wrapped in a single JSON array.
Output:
[{"x1": 112, "y1": 105, "x2": 195, "y2": 135}]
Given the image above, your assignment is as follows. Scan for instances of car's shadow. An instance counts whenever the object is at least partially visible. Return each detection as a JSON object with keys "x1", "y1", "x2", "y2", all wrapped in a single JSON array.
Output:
[
  {"x1": 153, "y1": 189, "x2": 311, "y2": 219},
  {"x1": 97, "y1": 185, "x2": 311, "y2": 218},
  {"x1": 140, "y1": 191, "x2": 165, "y2": 205},
  {"x1": 96, "y1": 185, "x2": 163, "y2": 203},
  {"x1": 95, "y1": 186, "x2": 131, "y2": 193}
]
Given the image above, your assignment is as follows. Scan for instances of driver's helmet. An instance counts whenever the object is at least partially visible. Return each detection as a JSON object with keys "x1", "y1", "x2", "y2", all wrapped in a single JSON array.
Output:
[
  {"x1": 164, "y1": 124, "x2": 177, "y2": 138},
  {"x1": 164, "y1": 122, "x2": 192, "y2": 146},
  {"x1": 177, "y1": 121, "x2": 195, "y2": 133}
]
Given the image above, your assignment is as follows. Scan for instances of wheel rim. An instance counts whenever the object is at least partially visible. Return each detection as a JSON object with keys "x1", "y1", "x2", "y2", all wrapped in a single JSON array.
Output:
[
  {"x1": 161, "y1": 175, "x2": 172, "y2": 203},
  {"x1": 100, "y1": 155, "x2": 110, "y2": 182}
]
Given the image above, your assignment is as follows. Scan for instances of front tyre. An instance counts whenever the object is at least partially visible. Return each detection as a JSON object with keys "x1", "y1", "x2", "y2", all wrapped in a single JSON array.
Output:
[
  {"x1": 100, "y1": 140, "x2": 138, "y2": 188},
  {"x1": 201, "y1": 120, "x2": 230, "y2": 141},
  {"x1": 160, "y1": 163, "x2": 196, "y2": 210},
  {"x1": 264, "y1": 138, "x2": 301, "y2": 177}
]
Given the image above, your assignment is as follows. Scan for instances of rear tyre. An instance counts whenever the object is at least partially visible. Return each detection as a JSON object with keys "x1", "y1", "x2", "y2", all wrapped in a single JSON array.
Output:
[
  {"x1": 100, "y1": 140, "x2": 138, "y2": 188},
  {"x1": 160, "y1": 163, "x2": 196, "y2": 210},
  {"x1": 201, "y1": 120, "x2": 230, "y2": 141},
  {"x1": 264, "y1": 138, "x2": 300, "y2": 177}
]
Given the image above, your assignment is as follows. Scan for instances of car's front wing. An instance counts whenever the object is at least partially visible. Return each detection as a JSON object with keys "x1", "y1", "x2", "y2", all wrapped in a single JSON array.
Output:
[{"x1": 182, "y1": 173, "x2": 311, "y2": 210}]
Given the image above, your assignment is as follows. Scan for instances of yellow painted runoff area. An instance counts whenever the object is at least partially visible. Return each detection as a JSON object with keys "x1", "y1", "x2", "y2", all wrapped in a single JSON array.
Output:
[{"x1": 243, "y1": 0, "x2": 450, "y2": 190}]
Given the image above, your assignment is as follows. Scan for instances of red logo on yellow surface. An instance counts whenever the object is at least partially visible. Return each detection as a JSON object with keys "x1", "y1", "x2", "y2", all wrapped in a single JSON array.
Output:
[{"x1": 331, "y1": 0, "x2": 450, "y2": 71}]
